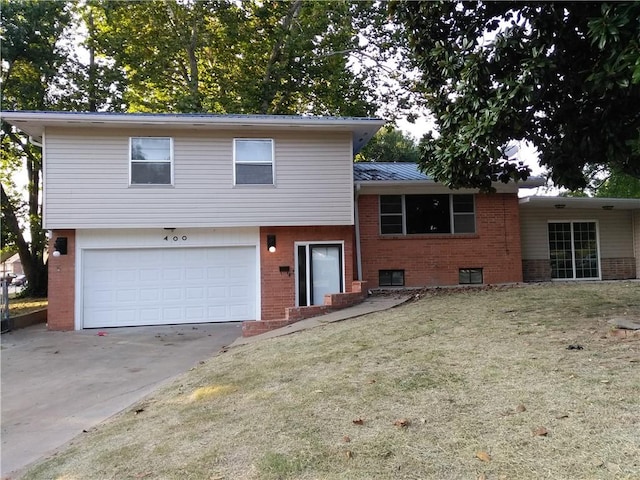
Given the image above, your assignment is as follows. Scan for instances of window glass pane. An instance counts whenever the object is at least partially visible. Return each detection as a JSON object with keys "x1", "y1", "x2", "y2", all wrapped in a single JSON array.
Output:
[
  {"x1": 405, "y1": 194, "x2": 450, "y2": 234},
  {"x1": 380, "y1": 195, "x2": 402, "y2": 214},
  {"x1": 380, "y1": 215, "x2": 403, "y2": 234},
  {"x1": 131, "y1": 162, "x2": 172, "y2": 184},
  {"x1": 453, "y1": 195, "x2": 474, "y2": 213},
  {"x1": 548, "y1": 223, "x2": 573, "y2": 279},
  {"x1": 459, "y1": 268, "x2": 482, "y2": 284},
  {"x1": 453, "y1": 214, "x2": 475, "y2": 233},
  {"x1": 236, "y1": 163, "x2": 273, "y2": 185},
  {"x1": 391, "y1": 270, "x2": 405, "y2": 286},
  {"x1": 131, "y1": 138, "x2": 171, "y2": 161},
  {"x1": 574, "y1": 222, "x2": 599, "y2": 278},
  {"x1": 379, "y1": 270, "x2": 404, "y2": 286},
  {"x1": 235, "y1": 139, "x2": 273, "y2": 162}
]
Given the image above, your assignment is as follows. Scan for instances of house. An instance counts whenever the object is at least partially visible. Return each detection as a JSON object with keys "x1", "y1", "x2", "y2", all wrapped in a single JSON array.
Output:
[
  {"x1": 2, "y1": 111, "x2": 385, "y2": 331},
  {"x1": 3, "y1": 111, "x2": 639, "y2": 334},
  {"x1": 1, "y1": 252, "x2": 23, "y2": 278},
  {"x1": 353, "y1": 162, "x2": 544, "y2": 288}
]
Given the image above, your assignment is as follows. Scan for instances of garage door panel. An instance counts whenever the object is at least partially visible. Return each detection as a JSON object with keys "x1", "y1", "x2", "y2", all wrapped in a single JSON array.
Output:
[{"x1": 83, "y1": 246, "x2": 256, "y2": 328}]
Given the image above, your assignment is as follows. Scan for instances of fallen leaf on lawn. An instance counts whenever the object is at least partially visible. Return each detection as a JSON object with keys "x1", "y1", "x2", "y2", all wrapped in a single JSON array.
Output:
[
  {"x1": 133, "y1": 472, "x2": 152, "y2": 478},
  {"x1": 532, "y1": 426, "x2": 549, "y2": 436},
  {"x1": 134, "y1": 408, "x2": 145, "y2": 415},
  {"x1": 97, "y1": 331, "x2": 107, "y2": 336},
  {"x1": 516, "y1": 403, "x2": 526, "y2": 413},
  {"x1": 477, "y1": 474, "x2": 487, "y2": 480},
  {"x1": 394, "y1": 418, "x2": 410, "y2": 427},
  {"x1": 352, "y1": 418, "x2": 364, "y2": 425},
  {"x1": 367, "y1": 379, "x2": 376, "y2": 384},
  {"x1": 555, "y1": 414, "x2": 569, "y2": 419},
  {"x1": 345, "y1": 450, "x2": 353, "y2": 459},
  {"x1": 475, "y1": 451, "x2": 491, "y2": 462},
  {"x1": 314, "y1": 390, "x2": 323, "y2": 393},
  {"x1": 343, "y1": 436, "x2": 351, "y2": 443}
]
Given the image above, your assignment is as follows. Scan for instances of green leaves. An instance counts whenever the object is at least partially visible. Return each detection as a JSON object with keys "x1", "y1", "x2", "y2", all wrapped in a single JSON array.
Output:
[{"x1": 394, "y1": 1, "x2": 640, "y2": 191}]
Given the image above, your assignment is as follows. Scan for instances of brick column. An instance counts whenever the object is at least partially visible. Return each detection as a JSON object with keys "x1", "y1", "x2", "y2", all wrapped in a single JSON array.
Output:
[{"x1": 47, "y1": 230, "x2": 75, "y2": 330}]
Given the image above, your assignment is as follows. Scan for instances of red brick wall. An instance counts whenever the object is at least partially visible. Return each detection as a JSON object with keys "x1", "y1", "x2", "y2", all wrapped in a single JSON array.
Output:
[
  {"x1": 259, "y1": 225, "x2": 355, "y2": 320},
  {"x1": 358, "y1": 193, "x2": 523, "y2": 287},
  {"x1": 47, "y1": 229, "x2": 75, "y2": 330},
  {"x1": 522, "y1": 259, "x2": 552, "y2": 282},
  {"x1": 601, "y1": 257, "x2": 636, "y2": 280}
]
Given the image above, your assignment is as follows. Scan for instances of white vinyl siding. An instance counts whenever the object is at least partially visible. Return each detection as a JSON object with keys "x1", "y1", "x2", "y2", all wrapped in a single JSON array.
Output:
[
  {"x1": 520, "y1": 208, "x2": 634, "y2": 260},
  {"x1": 43, "y1": 128, "x2": 354, "y2": 228}
]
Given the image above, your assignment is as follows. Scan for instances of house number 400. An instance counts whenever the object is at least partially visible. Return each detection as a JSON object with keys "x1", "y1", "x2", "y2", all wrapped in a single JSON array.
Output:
[{"x1": 163, "y1": 235, "x2": 188, "y2": 242}]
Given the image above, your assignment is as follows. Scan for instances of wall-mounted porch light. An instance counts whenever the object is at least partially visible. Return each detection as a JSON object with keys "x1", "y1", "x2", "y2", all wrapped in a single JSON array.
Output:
[
  {"x1": 53, "y1": 237, "x2": 67, "y2": 257},
  {"x1": 267, "y1": 235, "x2": 276, "y2": 253}
]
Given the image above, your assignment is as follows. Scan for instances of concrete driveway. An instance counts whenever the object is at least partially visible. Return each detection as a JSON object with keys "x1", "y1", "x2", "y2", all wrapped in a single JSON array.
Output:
[{"x1": 1, "y1": 322, "x2": 241, "y2": 478}]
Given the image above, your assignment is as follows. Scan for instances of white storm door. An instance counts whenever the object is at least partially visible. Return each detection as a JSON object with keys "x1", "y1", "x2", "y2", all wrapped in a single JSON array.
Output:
[{"x1": 296, "y1": 243, "x2": 344, "y2": 306}]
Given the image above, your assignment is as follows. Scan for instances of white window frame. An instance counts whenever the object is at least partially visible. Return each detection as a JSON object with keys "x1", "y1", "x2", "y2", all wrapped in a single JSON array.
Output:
[
  {"x1": 129, "y1": 137, "x2": 174, "y2": 186},
  {"x1": 233, "y1": 138, "x2": 275, "y2": 186}
]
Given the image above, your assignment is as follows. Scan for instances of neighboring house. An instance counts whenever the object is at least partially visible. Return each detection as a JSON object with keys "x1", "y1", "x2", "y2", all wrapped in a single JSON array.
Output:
[
  {"x1": 2, "y1": 111, "x2": 385, "y2": 331},
  {"x1": 3, "y1": 111, "x2": 639, "y2": 333},
  {"x1": 1, "y1": 252, "x2": 23, "y2": 277}
]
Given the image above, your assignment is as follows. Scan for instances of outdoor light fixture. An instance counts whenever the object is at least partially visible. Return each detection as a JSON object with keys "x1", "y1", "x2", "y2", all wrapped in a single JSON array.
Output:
[
  {"x1": 267, "y1": 235, "x2": 276, "y2": 253},
  {"x1": 53, "y1": 237, "x2": 68, "y2": 257}
]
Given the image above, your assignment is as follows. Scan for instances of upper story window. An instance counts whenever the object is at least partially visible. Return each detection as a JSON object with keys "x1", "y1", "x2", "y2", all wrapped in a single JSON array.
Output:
[
  {"x1": 380, "y1": 194, "x2": 476, "y2": 235},
  {"x1": 234, "y1": 139, "x2": 274, "y2": 185},
  {"x1": 130, "y1": 137, "x2": 173, "y2": 185}
]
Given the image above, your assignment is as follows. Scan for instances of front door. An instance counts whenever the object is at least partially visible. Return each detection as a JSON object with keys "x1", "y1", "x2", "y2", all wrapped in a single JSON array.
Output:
[{"x1": 297, "y1": 243, "x2": 343, "y2": 306}]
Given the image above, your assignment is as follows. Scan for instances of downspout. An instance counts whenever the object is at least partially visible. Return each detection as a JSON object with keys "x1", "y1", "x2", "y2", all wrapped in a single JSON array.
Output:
[
  {"x1": 29, "y1": 136, "x2": 43, "y2": 148},
  {"x1": 354, "y1": 183, "x2": 363, "y2": 281}
]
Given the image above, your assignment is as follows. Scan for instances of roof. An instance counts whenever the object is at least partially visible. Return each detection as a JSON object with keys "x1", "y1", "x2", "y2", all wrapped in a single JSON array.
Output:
[
  {"x1": 354, "y1": 162, "x2": 431, "y2": 182},
  {"x1": 520, "y1": 196, "x2": 640, "y2": 210},
  {"x1": 354, "y1": 162, "x2": 545, "y2": 188},
  {"x1": 0, "y1": 111, "x2": 386, "y2": 155}
]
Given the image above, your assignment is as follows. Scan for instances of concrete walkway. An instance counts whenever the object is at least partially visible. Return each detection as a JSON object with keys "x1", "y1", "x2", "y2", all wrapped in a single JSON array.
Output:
[{"x1": 231, "y1": 293, "x2": 411, "y2": 347}]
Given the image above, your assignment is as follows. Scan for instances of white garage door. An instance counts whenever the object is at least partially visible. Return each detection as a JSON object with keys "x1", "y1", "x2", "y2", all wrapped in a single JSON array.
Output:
[{"x1": 82, "y1": 247, "x2": 256, "y2": 328}]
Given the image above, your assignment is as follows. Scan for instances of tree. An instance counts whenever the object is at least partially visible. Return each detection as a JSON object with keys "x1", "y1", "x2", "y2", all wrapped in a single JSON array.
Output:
[
  {"x1": 1, "y1": 0, "x2": 79, "y2": 296},
  {"x1": 595, "y1": 171, "x2": 640, "y2": 198},
  {"x1": 392, "y1": 1, "x2": 640, "y2": 192},
  {"x1": 88, "y1": 0, "x2": 408, "y2": 117},
  {"x1": 357, "y1": 125, "x2": 420, "y2": 162}
]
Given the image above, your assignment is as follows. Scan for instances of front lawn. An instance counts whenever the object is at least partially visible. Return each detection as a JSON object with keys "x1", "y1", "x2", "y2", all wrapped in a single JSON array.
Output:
[
  {"x1": 6, "y1": 297, "x2": 47, "y2": 317},
  {"x1": 22, "y1": 282, "x2": 640, "y2": 479}
]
